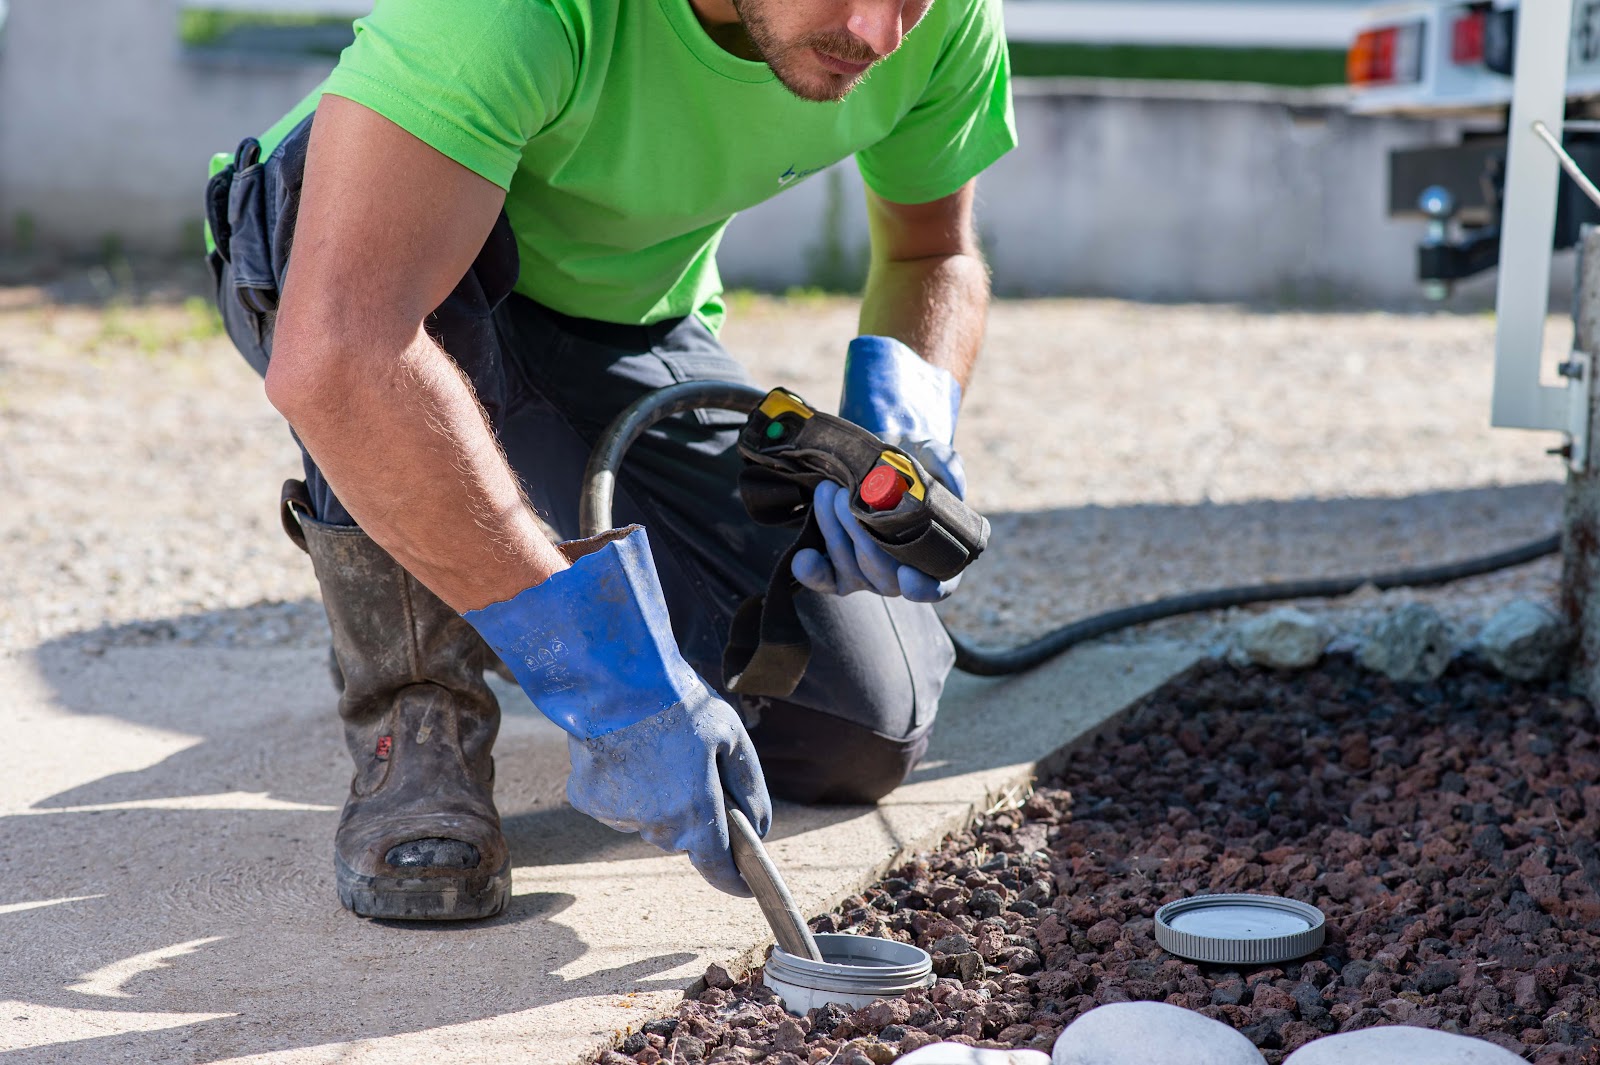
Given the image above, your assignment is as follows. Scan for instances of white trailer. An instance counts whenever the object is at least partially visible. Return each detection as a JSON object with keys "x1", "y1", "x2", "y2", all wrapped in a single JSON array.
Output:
[
  {"x1": 1345, "y1": 1, "x2": 1600, "y2": 496},
  {"x1": 1347, "y1": 2, "x2": 1600, "y2": 455},
  {"x1": 1348, "y1": 0, "x2": 1600, "y2": 115},
  {"x1": 1347, "y1": 2, "x2": 1600, "y2": 697},
  {"x1": 1347, "y1": 0, "x2": 1600, "y2": 297}
]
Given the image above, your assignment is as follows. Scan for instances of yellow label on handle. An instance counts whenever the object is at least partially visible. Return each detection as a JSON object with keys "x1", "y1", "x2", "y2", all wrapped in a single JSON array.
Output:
[
  {"x1": 757, "y1": 388, "x2": 816, "y2": 421},
  {"x1": 876, "y1": 451, "x2": 926, "y2": 500}
]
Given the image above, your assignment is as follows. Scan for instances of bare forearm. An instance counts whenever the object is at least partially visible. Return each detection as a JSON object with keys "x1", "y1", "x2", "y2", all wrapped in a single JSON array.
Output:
[
  {"x1": 858, "y1": 252, "x2": 989, "y2": 390},
  {"x1": 267, "y1": 327, "x2": 567, "y2": 613}
]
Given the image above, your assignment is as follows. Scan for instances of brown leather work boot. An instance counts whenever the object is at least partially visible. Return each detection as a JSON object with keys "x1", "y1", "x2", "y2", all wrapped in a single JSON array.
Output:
[{"x1": 281, "y1": 480, "x2": 511, "y2": 920}]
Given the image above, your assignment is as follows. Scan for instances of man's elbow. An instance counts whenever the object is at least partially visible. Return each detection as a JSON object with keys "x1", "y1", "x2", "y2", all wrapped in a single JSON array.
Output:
[
  {"x1": 263, "y1": 344, "x2": 320, "y2": 424},
  {"x1": 264, "y1": 327, "x2": 339, "y2": 422},
  {"x1": 263, "y1": 304, "x2": 384, "y2": 425}
]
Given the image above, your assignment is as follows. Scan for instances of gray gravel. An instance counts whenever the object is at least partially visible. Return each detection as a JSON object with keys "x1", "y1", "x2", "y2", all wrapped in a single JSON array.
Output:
[{"x1": 0, "y1": 280, "x2": 1567, "y2": 657}]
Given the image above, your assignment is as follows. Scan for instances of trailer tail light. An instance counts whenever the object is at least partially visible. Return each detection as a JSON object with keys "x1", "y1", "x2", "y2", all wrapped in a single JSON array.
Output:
[
  {"x1": 1348, "y1": 22, "x2": 1426, "y2": 86},
  {"x1": 1484, "y1": 8, "x2": 1516, "y2": 76},
  {"x1": 1452, "y1": 10, "x2": 1486, "y2": 65}
]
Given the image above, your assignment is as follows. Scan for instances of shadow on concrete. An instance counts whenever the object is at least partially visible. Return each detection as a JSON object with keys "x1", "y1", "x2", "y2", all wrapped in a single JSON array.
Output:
[
  {"x1": 944, "y1": 481, "x2": 1562, "y2": 648},
  {"x1": 1, "y1": 632, "x2": 700, "y2": 1063},
  {"x1": 914, "y1": 481, "x2": 1562, "y2": 785},
  {"x1": 2, "y1": 480, "x2": 1561, "y2": 1061},
  {"x1": 16, "y1": 477, "x2": 1565, "y2": 827}
]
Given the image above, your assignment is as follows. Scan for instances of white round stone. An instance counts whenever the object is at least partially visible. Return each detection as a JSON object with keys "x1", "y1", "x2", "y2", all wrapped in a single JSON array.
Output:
[
  {"x1": 899, "y1": 1044, "x2": 1050, "y2": 1065},
  {"x1": 1283, "y1": 1027, "x2": 1528, "y2": 1065},
  {"x1": 1052, "y1": 1003, "x2": 1267, "y2": 1065}
]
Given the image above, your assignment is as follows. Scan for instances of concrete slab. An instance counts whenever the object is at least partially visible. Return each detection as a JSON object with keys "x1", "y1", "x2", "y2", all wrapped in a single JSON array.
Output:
[{"x1": 0, "y1": 637, "x2": 1199, "y2": 1064}]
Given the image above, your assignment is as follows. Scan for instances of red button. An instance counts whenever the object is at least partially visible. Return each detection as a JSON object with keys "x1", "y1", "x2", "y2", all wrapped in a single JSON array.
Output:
[{"x1": 860, "y1": 465, "x2": 909, "y2": 511}]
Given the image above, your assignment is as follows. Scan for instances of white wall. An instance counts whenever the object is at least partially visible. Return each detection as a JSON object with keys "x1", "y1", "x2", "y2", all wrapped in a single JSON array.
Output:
[
  {"x1": 0, "y1": 0, "x2": 1460, "y2": 304},
  {"x1": 1004, "y1": 0, "x2": 1369, "y2": 48},
  {"x1": 0, "y1": 0, "x2": 332, "y2": 254},
  {"x1": 721, "y1": 81, "x2": 1460, "y2": 305}
]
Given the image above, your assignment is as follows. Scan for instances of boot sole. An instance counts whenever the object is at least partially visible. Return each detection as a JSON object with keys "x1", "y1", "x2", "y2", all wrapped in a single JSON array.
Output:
[{"x1": 336, "y1": 855, "x2": 511, "y2": 921}]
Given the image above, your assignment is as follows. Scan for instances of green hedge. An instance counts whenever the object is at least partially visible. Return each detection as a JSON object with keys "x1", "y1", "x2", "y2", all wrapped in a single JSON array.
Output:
[
  {"x1": 1008, "y1": 43, "x2": 1348, "y2": 87},
  {"x1": 179, "y1": 10, "x2": 354, "y2": 54}
]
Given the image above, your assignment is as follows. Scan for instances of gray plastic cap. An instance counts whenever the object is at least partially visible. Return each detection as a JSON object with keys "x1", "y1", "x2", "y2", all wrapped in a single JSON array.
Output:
[{"x1": 1154, "y1": 893, "x2": 1326, "y2": 965}]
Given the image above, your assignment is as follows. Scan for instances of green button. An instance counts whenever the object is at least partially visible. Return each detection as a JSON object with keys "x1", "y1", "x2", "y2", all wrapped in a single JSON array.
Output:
[{"x1": 765, "y1": 421, "x2": 786, "y2": 440}]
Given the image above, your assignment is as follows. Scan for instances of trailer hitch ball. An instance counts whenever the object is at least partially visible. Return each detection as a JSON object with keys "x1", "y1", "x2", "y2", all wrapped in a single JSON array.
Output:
[
  {"x1": 1419, "y1": 185, "x2": 1456, "y2": 301},
  {"x1": 1419, "y1": 185, "x2": 1456, "y2": 224}
]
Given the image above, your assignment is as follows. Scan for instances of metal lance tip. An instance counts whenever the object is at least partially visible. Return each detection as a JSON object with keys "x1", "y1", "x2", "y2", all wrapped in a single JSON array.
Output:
[
  {"x1": 726, "y1": 805, "x2": 823, "y2": 962},
  {"x1": 725, "y1": 806, "x2": 937, "y2": 1012}
]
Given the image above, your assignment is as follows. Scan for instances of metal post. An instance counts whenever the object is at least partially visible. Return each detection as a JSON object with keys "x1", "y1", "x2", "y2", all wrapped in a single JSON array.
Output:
[
  {"x1": 1491, "y1": 0, "x2": 1575, "y2": 437},
  {"x1": 1563, "y1": 226, "x2": 1600, "y2": 702}
]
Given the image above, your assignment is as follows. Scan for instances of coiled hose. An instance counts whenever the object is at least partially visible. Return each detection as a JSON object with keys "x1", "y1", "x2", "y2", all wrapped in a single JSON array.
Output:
[{"x1": 579, "y1": 380, "x2": 1562, "y2": 678}]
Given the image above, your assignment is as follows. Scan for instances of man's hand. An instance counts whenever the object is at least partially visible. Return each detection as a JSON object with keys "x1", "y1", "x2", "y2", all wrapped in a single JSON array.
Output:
[
  {"x1": 266, "y1": 94, "x2": 569, "y2": 613},
  {"x1": 791, "y1": 336, "x2": 968, "y2": 603},
  {"x1": 790, "y1": 182, "x2": 989, "y2": 604},
  {"x1": 463, "y1": 526, "x2": 771, "y2": 896},
  {"x1": 566, "y1": 688, "x2": 766, "y2": 896}
]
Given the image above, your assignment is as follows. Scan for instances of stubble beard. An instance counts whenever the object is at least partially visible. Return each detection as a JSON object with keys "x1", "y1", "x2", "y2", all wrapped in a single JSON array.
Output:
[{"x1": 730, "y1": 0, "x2": 878, "y2": 103}]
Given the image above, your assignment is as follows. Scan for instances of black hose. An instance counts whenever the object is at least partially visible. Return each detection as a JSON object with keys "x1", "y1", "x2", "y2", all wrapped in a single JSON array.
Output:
[
  {"x1": 580, "y1": 381, "x2": 770, "y2": 541},
  {"x1": 583, "y1": 381, "x2": 1563, "y2": 677},
  {"x1": 948, "y1": 534, "x2": 1561, "y2": 675}
]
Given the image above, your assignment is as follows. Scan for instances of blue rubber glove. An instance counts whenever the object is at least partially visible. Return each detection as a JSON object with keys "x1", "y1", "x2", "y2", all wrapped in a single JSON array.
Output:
[
  {"x1": 791, "y1": 335, "x2": 967, "y2": 603},
  {"x1": 463, "y1": 526, "x2": 771, "y2": 897}
]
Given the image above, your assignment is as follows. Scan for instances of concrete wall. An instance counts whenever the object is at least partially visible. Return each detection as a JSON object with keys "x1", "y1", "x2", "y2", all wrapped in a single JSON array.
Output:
[
  {"x1": 988, "y1": 81, "x2": 1456, "y2": 304},
  {"x1": 0, "y1": 0, "x2": 332, "y2": 254},
  {"x1": 0, "y1": 0, "x2": 1457, "y2": 304},
  {"x1": 720, "y1": 81, "x2": 1460, "y2": 304}
]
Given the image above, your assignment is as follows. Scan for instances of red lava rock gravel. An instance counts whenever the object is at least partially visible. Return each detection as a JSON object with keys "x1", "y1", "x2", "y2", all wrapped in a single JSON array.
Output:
[{"x1": 594, "y1": 656, "x2": 1600, "y2": 1065}]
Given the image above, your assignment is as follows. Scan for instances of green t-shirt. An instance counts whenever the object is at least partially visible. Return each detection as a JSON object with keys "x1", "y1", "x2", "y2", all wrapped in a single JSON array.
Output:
[{"x1": 230, "y1": 0, "x2": 1015, "y2": 331}]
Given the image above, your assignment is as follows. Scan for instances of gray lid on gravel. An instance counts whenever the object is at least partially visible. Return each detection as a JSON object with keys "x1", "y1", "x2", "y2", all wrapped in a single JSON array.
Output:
[{"x1": 1154, "y1": 894, "x2": 1326, "y2": 965}]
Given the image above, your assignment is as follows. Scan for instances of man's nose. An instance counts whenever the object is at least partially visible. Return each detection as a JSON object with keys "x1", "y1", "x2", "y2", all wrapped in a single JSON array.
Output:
[{"x1": 845, "y1": 1, "x2": 906, "y2": 58}]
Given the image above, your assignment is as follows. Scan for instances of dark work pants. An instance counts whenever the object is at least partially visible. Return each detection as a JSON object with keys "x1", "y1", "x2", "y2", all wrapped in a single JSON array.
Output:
[{"x1": 204, "y1": 116, "x2": 954, "y2": 804}]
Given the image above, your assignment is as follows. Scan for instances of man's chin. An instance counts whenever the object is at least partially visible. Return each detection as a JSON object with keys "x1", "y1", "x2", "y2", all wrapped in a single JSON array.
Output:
[{"x1": 770, "y1": 58, "x2": 869, "y2": 103}]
